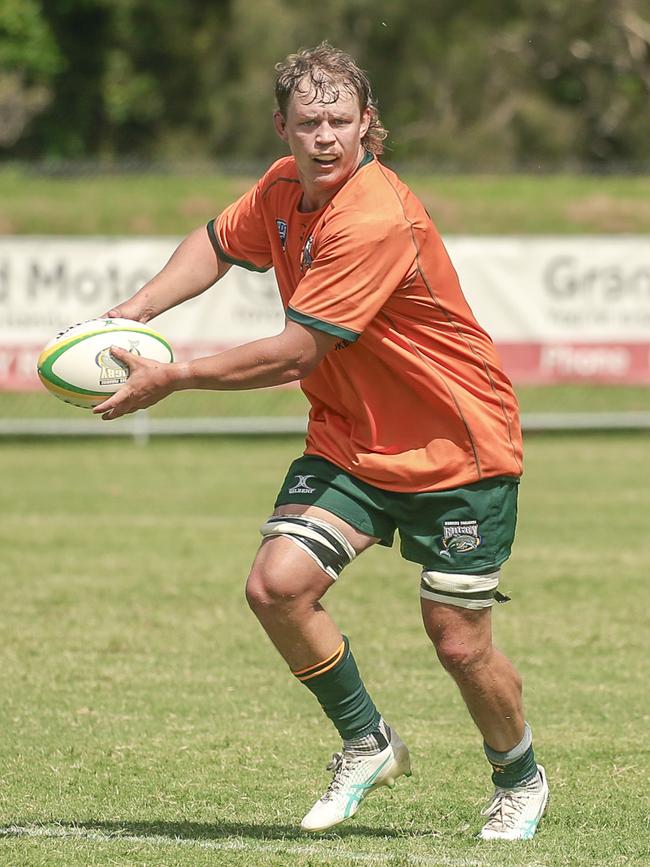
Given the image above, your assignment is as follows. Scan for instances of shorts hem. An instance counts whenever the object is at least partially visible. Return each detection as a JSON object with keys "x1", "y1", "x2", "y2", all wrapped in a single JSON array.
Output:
[
  {"x1": 409, "y1": 557, "x2": 511, "y2": 576},
  {"x1": 273, "y1": 496, "x2": 394, "y2": 547}
]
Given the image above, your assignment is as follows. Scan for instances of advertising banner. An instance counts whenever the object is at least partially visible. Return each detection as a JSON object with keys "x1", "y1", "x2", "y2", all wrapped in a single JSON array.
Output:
[
  {"x1": 1, "y1": 235, "x2": 648, "y2": 390},
  {"x1": 445, "y1": 237, "x2": 650, "y2": 384}
]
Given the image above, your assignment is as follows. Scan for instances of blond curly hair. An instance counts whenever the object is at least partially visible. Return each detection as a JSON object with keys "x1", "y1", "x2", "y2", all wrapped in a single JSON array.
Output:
[{"x1": 275, "y1": 42, "x2": 387, "y2": 155}]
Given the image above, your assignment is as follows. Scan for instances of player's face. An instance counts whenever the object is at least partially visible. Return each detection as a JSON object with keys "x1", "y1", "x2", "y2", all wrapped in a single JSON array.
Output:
[{"x1": 274, "y1": 82, "x2": 371, "y2": 211}]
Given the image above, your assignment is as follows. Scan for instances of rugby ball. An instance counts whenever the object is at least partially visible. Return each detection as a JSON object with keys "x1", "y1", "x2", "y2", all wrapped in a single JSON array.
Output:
[{"x1": 37, "y1": 318, "x2": 174, "y2": 408}]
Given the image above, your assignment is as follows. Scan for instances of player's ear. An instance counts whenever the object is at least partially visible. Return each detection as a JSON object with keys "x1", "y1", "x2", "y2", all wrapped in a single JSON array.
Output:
[
  {"x1": 359, "y1": 106, "x2": 372, "y2": 140},
  {"x1": 274, "y1": 111, "x2": 288, "y2": 142}
]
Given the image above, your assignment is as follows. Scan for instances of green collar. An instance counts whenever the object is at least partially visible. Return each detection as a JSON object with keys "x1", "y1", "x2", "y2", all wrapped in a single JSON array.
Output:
[{"x1": 357, "y1": 150, "x2": 374, "y2": 171}]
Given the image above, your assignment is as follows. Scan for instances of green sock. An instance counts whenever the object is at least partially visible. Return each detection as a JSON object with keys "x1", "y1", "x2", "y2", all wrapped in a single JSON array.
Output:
[
  {"x1": 291, "y1": 635, "x2": 380, "y2": 740},
  {"x1": 484, "y1": 722, "x2": 539, "y2": 788}
]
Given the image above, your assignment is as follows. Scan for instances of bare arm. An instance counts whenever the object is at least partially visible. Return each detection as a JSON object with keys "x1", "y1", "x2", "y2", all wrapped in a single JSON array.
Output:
[
  {"x1": 107, "y1": 225, "x2": 231, "y2": 322},
  {"x1": 93, "y1": 319, "x2": 338, "y2": 420},
  {"x1": 173, "y1": 319, "x2": 337, "y2": 391}
]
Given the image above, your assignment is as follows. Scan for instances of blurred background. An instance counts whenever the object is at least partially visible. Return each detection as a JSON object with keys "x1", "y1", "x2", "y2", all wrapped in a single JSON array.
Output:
[
  {"x1": 1, "y1": 0, "x2": 649, "y2": 435},
  {"x1": 3, "y1": 0, "x2": 650, "y2": 168}
]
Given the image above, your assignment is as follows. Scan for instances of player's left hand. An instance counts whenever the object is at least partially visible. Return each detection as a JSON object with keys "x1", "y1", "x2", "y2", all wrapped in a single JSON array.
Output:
[{"x1": 93, "y1": 346, "x2": 175, "y2": 420}]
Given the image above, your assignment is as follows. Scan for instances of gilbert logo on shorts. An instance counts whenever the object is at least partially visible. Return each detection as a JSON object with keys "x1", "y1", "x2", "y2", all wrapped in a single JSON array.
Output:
[
  {"x1": 288, "y1": 474, "x2": 316, "y2": 494},
  {"x1": 441, "y1": 520, "x2": 482, "y2": 555}
]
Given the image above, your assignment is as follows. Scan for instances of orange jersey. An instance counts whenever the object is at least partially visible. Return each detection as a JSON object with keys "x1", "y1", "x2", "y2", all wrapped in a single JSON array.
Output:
[{"x1": 209, "y1": 154, "x2": 522, "y2": 492}]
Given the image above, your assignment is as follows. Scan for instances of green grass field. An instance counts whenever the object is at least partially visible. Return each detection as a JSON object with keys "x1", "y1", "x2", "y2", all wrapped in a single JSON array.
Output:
[
  {"x1": 1, "y1": 167, "x2": 649, "y2": 235},
  {"x1": 2, "y1": 384, "x2": 650, "y2": 423},
  {"x1": 1, "y1": 433, "x2": 649, "y2": 866}
]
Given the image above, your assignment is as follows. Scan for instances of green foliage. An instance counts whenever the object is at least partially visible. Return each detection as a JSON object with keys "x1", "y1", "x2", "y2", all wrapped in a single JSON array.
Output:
[
  {"x1": 0, "y1": 0, "x2": 62, "y2": 78},
  {"x1": 0, "y1": 0, "x2": 63, "y2": 147},
  {"x1": 1, "y1": 0, "x2": 649, "y2": 167}
]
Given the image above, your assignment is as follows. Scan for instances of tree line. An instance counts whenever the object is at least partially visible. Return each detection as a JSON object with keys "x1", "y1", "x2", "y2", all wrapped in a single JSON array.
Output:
[{"x1": 2, "y1": 0, "x2": 649, "y2": 169}]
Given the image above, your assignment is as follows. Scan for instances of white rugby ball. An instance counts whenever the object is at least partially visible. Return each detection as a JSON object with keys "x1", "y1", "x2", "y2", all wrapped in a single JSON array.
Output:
[{"x1": 37, "y1": 317, "x2": 174, "y2": 408}]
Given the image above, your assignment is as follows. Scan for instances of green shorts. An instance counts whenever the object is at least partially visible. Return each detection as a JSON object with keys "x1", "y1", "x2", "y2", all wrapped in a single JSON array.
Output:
[{"x1": 274, "y1": 455, "x2": 519, "y2": 577}]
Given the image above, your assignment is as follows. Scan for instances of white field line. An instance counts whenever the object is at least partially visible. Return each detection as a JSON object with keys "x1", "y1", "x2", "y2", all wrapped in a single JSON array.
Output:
[{"x1": 0, "y1": 823, "x2": 489, "y2": 866}]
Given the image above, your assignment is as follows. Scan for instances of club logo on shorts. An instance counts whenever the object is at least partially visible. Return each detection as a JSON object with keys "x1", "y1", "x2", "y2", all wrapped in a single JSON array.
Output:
[
  {"x1": 440, "y1": 520, "x2": 482, "y2": 555},
  {"x1": 276, "y1": 219, "x2": 288, "y2": 250},
  {"x1": 288, "y1": 474, "x2": 316, "y2": 495}
]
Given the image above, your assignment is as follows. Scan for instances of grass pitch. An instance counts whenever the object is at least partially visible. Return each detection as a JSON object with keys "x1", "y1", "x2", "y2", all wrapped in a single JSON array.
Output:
[
  {"x1": 1, "y1": 434, "x2": 649, "y2": 866},
  {"x1": 4, "y1": 383, "x2": 650, "y2": 422},
  {"x1": 1, "y1": 167, "x2": 649, "y2": 235}
]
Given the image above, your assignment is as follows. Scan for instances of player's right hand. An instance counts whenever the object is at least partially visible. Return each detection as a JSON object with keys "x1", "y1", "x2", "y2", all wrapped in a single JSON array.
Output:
[{"x1": 92, "y1": 346, "x2": 176, "y2": 420}]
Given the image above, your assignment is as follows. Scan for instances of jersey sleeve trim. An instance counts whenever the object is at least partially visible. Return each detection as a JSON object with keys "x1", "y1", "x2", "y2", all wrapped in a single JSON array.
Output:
[
  {"x1": 206, "y1": 220, "x2": 271, "y2": 273},
  {"x1": 287, "y1": 306, "x2": 360, "y2": 342}
]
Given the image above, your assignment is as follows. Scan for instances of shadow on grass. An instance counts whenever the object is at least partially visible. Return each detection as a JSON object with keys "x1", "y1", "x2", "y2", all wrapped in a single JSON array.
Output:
[{"x1": 41, "y1": 818, "x2": 436, "y2": 842}]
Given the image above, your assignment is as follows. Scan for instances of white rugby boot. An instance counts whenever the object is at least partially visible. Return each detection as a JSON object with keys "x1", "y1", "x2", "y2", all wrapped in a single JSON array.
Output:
[
  {"x1": 478, "y1": 764, "x2": 549, "y2": 841},
  {"x1": 300, "y1": 725, "x2": 412, "y2": 832}
]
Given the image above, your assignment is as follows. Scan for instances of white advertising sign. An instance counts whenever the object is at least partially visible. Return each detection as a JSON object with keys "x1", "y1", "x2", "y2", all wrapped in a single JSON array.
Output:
[
  {"x1": 0, "y1": 237, "x2": 284, "y2": 390},
  {"x1": 0, "y1": 235, "x2": 648, "y2": 389},
  {"x1": 445, "y1": 236, "x2": 650, "y2": 382}
]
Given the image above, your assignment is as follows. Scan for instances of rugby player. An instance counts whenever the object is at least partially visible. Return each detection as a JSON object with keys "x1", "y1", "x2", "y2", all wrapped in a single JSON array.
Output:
[{"x1": 96, "y1": 42, "x2": 549, "y2": 840}]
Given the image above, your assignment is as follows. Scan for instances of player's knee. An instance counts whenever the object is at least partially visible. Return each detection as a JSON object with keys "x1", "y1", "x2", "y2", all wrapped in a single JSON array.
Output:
[
  {"x1": 245, "y1": 564, "x2": 312, "y2": 615},
  {"x1": 245, "y1": 567, "x2": 282, "y2": 613},
  {"x1": 432, "y1": 635, "x2": 488, "y2": 680}
]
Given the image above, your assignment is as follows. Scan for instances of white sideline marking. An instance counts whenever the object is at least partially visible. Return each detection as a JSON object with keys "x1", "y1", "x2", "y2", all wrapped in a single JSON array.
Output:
[{"x1": 0, "y1": 824, "x2": 487, "y2": 866}]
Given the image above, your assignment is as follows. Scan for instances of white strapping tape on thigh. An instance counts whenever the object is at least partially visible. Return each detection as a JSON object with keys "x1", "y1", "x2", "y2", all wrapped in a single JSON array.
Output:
[
  {"x1": 420, "y1": 568, "x2": 501, "y2": 610},
  {"x1": 260, "y1": 514, "x2": 356, "y2": 581}
]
